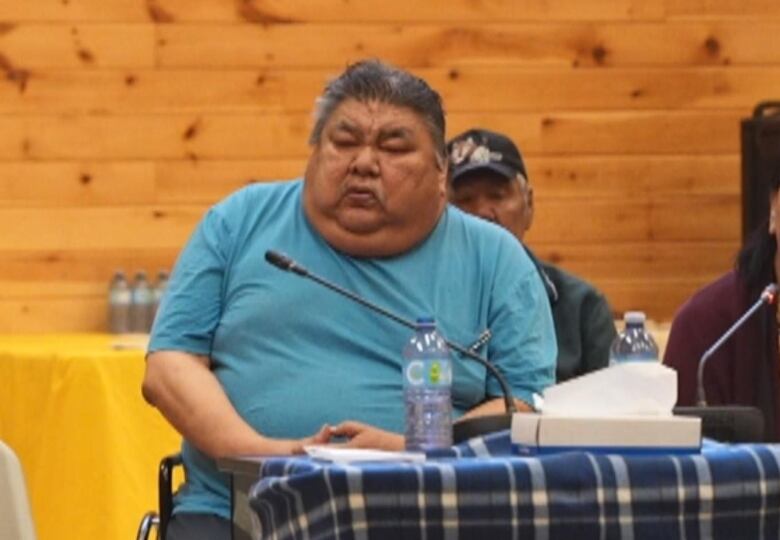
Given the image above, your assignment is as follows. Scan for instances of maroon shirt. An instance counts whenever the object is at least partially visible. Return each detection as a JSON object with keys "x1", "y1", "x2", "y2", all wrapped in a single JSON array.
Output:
[{"x1": 664, "y1": 270, "x2": 780, "y2": 440}]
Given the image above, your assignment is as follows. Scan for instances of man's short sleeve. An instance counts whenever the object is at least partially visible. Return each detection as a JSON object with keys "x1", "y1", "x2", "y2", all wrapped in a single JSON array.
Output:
[
  {"x1": 148, "y1": 205, "x2": 234, "y2": 357},
  {"x1": 486, "y1": 244, "x2": 557, "y2": 406}
]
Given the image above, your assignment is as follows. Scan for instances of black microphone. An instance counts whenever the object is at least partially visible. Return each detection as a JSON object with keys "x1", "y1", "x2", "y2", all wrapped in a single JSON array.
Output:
[
  {"x1": 673, "y1": 283, "x2": 778, "y2": 442},
  {"x1": 264, "y1": 249, "x2": 518, "y2": 442},
  {"x1": 265, "y1": 250, "x2": 308, "y2": 277}
]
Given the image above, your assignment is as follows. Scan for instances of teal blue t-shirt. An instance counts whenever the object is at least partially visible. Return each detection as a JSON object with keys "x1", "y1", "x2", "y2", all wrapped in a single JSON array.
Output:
[{"x1": 149, "y1": 179, "x2": 556, "y2": 519}]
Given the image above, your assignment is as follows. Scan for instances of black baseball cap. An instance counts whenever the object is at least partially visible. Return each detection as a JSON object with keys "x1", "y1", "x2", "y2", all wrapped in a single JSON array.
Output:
[{"x1": 447, "y1": 128, "x2": 527, "y2": 184}]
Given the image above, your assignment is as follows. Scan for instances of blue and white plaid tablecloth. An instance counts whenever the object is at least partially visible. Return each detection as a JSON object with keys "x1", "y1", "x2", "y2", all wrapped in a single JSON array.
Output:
[{"x1": 248, "y1": 431, "x2": 780, "y2": 539}]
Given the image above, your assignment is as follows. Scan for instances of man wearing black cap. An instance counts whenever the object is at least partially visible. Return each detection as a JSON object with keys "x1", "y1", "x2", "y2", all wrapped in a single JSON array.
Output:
[{"x1": 447, "y1": 128, "x2": 616, "y2": 382}]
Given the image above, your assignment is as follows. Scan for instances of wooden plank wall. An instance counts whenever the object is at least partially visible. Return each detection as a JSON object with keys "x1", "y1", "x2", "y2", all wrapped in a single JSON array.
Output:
[{"x1": 1, "y1": 0, "x2": 779, "y2": 332}]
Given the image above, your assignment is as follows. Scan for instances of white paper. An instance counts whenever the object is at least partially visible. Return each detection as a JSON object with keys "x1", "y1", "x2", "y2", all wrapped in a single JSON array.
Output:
[
  {"x1": 304, "y1": 446, "x2": 426, "y2": 463},
  {"x1": 110, "y1": 333, "x2": 149, "y2": 351},
  {"x1": 540, "y1": 362, "x2": 678, "y2": 417}
]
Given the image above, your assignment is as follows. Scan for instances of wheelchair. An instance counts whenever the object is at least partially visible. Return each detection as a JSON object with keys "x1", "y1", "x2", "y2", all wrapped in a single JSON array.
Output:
[{"x1": 136, "y1": 453, "x2": 182, "y2": 540}]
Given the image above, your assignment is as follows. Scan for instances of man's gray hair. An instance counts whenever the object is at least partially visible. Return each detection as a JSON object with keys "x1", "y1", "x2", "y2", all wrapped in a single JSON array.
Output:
[{"x1": 309, "y1": 59, "x2": 447, "y2": 165}]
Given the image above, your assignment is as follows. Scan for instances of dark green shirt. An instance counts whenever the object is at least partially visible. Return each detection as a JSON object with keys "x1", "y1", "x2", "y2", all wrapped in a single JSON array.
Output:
[{"x1": 525, "y1": 247, "x2": 617, "y2": 382}]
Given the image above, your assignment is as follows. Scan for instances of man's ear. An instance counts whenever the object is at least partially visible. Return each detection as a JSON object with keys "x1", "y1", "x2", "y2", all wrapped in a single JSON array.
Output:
[
  {"x1": 524, "y1": 184, "x2": 535, "y2": 232},
  {"x1": 438, "y1": 156, "x2": 449, "y2": 199}
]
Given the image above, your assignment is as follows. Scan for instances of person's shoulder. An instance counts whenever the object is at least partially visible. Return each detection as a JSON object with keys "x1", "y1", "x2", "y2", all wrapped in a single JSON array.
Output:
[
  {"x1": 217, "y1": 178, "x2": 301, "y2": 207},
  {"x1": 688, "y1": 270, "x2": 739, "y2": 304},
  {"x1": 446, "y1": 204, "x2": 523, "y2": 249},
  {"x1": 675, "y1": 270, "x2": 740, "y2": 318},
  {"x1": 666, "y1": 270, "x2": 746, "y2": 359},
  {"x1": 211, "y1": 178, "x2": 302, "y2": 219},
  {"x1": 444, "y1": 207, "x2": 539, "y2": 290},
  {"x1": 541, "y1": 261, "x2": 604, "y2": 298}
]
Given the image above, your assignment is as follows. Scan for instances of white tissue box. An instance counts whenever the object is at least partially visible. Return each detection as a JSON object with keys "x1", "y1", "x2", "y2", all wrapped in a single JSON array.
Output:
[{"x1": 511, "y1": 413, "x2": 701, "y2": 456}]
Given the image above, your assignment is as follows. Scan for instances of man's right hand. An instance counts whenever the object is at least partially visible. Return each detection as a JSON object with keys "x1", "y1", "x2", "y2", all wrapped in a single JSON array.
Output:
[
  {"x1": 144, "y1": 351, "x2": 335, "y2": 458},
  {"x1": 284, "y1": 424, "x2": 333, "y2": 454}
]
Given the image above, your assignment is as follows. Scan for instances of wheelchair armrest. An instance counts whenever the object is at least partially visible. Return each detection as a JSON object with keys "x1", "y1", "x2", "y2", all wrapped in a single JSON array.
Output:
[{"x1": 159, "y1": 453, "x2": 183, "y2": 540}]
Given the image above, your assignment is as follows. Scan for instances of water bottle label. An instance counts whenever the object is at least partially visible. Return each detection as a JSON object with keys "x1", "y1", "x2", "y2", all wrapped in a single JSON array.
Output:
[
  {"x1": 610, "y1": 351, "x2": 658, "y2": 363},
  {"x1": 405, "y1": 359, "x2": 452, "y2": 387},
  {"x1": 110, "y1": 290, "x2": 132, "y2": 304},
  {"x1": 132, "y1": 290, "x2": 153, "y2": 303}
]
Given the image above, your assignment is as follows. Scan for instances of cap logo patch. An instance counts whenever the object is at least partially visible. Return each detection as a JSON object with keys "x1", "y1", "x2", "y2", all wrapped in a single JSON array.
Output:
[{"x1": 449, "y1": 137, "x2": 503, "y2": 166}]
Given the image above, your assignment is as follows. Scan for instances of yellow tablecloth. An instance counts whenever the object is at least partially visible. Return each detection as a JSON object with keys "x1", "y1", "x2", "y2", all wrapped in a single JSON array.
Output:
[{"x1": 0, "y1": 334, "x2": 180, "y2": 540}]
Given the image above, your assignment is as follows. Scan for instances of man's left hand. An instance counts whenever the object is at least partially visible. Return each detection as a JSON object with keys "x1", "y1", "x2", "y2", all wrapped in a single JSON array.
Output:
[{"x1": 328, "y1": 421, "x2": 405, "y2": 451}]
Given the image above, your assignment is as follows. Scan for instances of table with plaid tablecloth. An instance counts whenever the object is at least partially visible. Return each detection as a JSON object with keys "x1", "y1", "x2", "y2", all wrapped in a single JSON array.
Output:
[{"x1": 231, "y1": 430, "x2": 780, "y2": 539}]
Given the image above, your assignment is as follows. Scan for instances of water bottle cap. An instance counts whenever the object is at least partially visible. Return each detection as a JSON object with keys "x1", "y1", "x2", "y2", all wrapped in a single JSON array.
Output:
[
  {"x1": 624, "y1": 311, "x2": 646, "y2": 324},
  {"x1": 415, "y1": 316, "x2": 436, "y2": 328}
]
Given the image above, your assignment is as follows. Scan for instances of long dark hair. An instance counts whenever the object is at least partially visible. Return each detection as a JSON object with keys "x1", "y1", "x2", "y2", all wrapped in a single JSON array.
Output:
[
  {"x1": 737, "y1": 215, "x2": 777, "y2": 296},
  {"x1": 737, "y1": 164, "x2": 780, "y2": 296}
]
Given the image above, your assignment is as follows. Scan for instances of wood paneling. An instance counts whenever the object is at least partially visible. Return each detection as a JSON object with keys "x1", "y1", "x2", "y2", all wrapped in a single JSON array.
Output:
[
  {"x1": 0, "y1": 2, "x2": 148, "y2": 23},
  {"x1": 527, "y1": 194, "x2": 740, "y2": 243},
  {"x1": 0, "y1": 247, "x2": 178, "y2": 303},
  {"x1": 534, "y1": 242, "x2": 737, "y2": 281},
  {"x1": 0, "y1": 207, "x2": 202, "y2": 250},
  {"x1": 0, "y1": 298, "x2": 106, "y2": 333},
  {"x1": 528, "y1": 154, "x2": 739, "y2": 197},
  {"x1": 0, "y1": 0, "x2": 774, "y2": 23},
  {"x1": 0, "y1": 24, "x2": 154, "y2": 68},
  {"x1": 157, "y1": 22, "x2": 780, "y2": 68},
  {"x1": 599, "y1": 279, "x2": 716, "y2": 320},
  {"x1": 155, "y1": 160, "x2": 303, "y2": 203},
  {"x1": 0, "y1": 1, "x2": 663, "y2": 24},
  {"x1": 453, "y1": 111, "x2": 745, "y2": 155},
  {"x1": 666, "y1": 0, "x2": 780, "y2": 19},
  {"x1": 0, "y1": 110, "x2": 745, "y2": 161},
  {"x1": 1, "y1": 67, "x2": 778, "y2": 114},
  {"x1": 0, "y1": 162, "x2": 156, "y2": 207},
  {"x1": 0, "y1": 114, "x2": 308, "y2": 160},
  {"x1": 1, "y1": 0, "x2": 777, "y2": 331}
]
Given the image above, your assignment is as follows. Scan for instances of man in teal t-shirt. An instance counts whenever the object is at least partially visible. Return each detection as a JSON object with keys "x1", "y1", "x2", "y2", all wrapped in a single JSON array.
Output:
[{"x1": 143, "y1": 60, "x2": 556, "y2": 540}]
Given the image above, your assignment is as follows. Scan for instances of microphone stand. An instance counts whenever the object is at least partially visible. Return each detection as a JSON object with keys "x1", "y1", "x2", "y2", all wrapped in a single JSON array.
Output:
[
  {"x1": 265, "y1": 250, "x2": 518, "y2": 442},
  {"x1": 696, "y1": 284, "x2": 777, "y2": 406},
  {"x1": 674, "y1": 283, "x2": 777, "y2": 442}
]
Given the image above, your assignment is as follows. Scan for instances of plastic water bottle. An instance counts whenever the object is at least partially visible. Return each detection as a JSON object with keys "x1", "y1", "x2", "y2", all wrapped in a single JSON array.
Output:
[
  {"x1": 107, "y1": 270, "x2": 131, "y2": 333},
  {"x1": 403, "y1": 317, "x2": 453, "y2": 451},
  {"x1": 152, "y1": 270, "x2": 169, "y2": 322},
  {"x1": 609, "y1": 311, "x2": 659, "y2": 365},
  {"x1": 130, "y1": 271, "x2": 154, "y2": 333}
]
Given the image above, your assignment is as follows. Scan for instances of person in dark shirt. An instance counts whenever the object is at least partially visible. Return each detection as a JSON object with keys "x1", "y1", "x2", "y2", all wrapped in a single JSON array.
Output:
[
  {"x1": 664, "y1": 165, "x2": 780, "y2": 441},
  {"x1": 447, "y1": 128, "x2": 616, "y2": 382}
]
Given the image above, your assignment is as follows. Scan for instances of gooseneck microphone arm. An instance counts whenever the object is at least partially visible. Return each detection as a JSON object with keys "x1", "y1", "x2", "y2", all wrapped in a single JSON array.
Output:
[
  {"x1": 265, "y1": 250, "x2": 419, "y2": 333},
  {"x1": 264, "y1": 250, "x2": 517, "y2": 415},
  {"x1": 696, "y1": 283, "x2": 778, "y2": 406}
]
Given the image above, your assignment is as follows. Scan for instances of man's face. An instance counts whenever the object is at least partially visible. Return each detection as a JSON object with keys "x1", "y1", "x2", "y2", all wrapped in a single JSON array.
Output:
[
  {"x1": 304, "y1": 99, "x2": 447, "y2": 257},
  {"x1": 449, "y1": 171, "x2": 534, "y2": 242}
]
